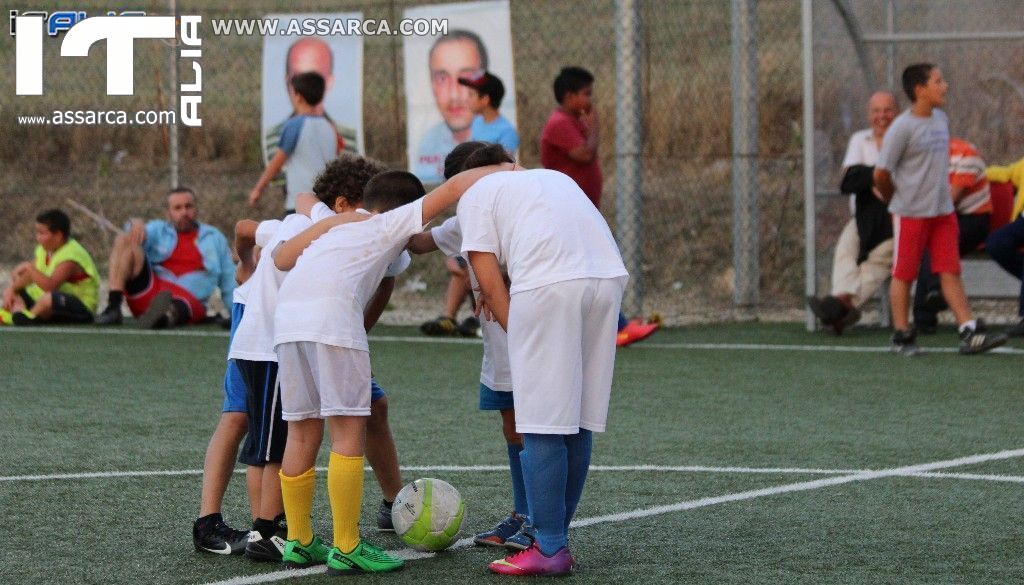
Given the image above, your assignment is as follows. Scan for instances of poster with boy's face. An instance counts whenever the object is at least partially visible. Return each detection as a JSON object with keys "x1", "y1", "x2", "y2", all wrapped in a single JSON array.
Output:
[
  {"x1": 261, "y1": 13, "x2": 364, "y2": 164},
  {"x1": 403, "y1": 0, "x2": 516, "y2": 184}
]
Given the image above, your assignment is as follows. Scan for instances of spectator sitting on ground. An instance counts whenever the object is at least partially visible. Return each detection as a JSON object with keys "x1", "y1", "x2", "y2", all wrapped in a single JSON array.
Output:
[
  {"x1": 807, "y1": 90, "x2": 898, "y2": 334},
  {"x1": 983, "y1": 153, "x2": 1024, "y2": 336},
  {"x1": 94, "y1": 186, "x2": 235, "y2": 329},
  {"x1": 1, "y1": 209, "x2": 100, "y2": 326}
]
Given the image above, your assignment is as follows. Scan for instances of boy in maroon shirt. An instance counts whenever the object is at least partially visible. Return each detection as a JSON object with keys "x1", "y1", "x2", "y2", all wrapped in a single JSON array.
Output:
[
  {"x1": 540, "y1": 66, "x2": 657, "y2": 346},
  {"x1": 540, "y1": 67, "x2": 602, "y2": 208}
]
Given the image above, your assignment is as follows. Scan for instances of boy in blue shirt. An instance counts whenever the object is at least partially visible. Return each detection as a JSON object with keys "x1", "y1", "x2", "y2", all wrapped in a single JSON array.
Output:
[
  {"x1": 249, "y1": 72, "x2": 339, "y2": 215},
  {"x1": 459, "y1": 71, "x2": 519, "y2": 155}
]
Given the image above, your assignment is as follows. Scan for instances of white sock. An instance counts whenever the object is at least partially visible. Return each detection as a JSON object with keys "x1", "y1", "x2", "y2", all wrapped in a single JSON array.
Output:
[{"x1": 959, "y1": 319, "x2": 977, "y2": 334}]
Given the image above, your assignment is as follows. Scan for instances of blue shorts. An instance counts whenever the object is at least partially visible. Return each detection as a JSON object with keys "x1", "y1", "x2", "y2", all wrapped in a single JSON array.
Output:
[
  {"x1": 479, "y1": 383, "x2": 514, "y2": 411},
  {"x1": 222, "y1": 302, "x2": 247, "y2": 413},
  {"x1": 371, "y1": 378, "x2": 386, "y2": 403}
]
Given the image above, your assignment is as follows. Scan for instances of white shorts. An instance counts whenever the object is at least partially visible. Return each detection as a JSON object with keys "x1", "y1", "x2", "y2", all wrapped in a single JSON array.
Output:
[
  {"x1": 507, "y1": 276, "x2": 626, "y2": 434},
  {"x1": 276, "y1": 341, "x2": 372, "y2": 421}
]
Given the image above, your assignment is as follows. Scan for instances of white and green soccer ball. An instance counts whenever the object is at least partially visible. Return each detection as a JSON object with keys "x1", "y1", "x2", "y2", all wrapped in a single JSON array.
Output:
[{"x1": 391, "y1": 478, "x2": 466, "y2": 552}]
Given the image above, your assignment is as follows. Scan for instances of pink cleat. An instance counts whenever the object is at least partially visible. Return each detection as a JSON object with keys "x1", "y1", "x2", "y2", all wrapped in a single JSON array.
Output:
[{"x1": 488, "y1": 543, "x2": 573, "y2": 576}]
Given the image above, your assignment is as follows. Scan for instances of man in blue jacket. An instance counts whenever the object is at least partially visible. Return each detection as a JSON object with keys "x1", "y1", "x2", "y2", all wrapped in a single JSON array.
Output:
[{"x1": 95, "y1": 187, "x2": 235, "y2": 328}]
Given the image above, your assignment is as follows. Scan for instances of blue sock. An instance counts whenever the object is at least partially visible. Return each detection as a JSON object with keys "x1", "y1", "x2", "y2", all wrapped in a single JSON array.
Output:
[
  {"x1": 507, "y1": 442, "x2": 529, "y2": 519},
  {"x1": 521, "y1": 433, "x2": 567, "y2": 555},
  {"x1": 617, "y1": 312, "x2": 628, "y2": 331},
  {"x1": 563, "y1": 429, "x2": 593, "y2": 531}
]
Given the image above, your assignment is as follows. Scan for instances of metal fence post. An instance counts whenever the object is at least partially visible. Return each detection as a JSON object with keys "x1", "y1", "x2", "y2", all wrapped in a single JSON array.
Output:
[
  {"x1": 731, "y1": 0, "x2": 758, "y2": 307},
  {"x1": 169, "y1": 0, "x2": 179, "y2": 188},
  {"x1": 802, "y1": 0, "x2": 816, "y2": 331},
  {"x1": 615, "y1": 0, "x2": 643, "y2": 317}
]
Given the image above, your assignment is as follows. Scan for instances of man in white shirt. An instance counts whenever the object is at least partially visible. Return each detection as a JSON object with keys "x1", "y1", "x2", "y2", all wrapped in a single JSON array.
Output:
[{"x1": 808, "y1": 90, "x2": 898, "y2": 333}]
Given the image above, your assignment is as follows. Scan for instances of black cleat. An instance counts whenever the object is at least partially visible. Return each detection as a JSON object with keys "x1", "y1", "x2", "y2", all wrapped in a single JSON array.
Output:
[
  {"x1": 959, "y1": 324, "x2": 1007, "y2": 355},
  {"x1": 420, "y1": 315, "x2": 457, "y2": 336},
  {"x1": 377, "y1": 499, "x2": 394, "y2": 532},
  {"x1": 457, "y1": 316, "x2": 482, "y2": 338},
  {"x1": 193, "y1": 516, "x2": 249, "y2": 556},
  {"x1": 891, "y1": 327, "x2": 921, "y2": 357},
  {"x1": 244, "y1": 532, "x2": 287, "y2": 562}
]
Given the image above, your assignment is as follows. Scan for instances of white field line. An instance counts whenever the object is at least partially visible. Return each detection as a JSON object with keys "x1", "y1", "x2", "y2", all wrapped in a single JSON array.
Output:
[
  {"x1": 200, "y1": 447, "x2": 1024, "y2": 585},
  {"x1": 4, "y1": 463, "x2": 1024, "y2": 484},
  {"x1": 5, "y1": 326, "x2": 1024, "y2": 355}
]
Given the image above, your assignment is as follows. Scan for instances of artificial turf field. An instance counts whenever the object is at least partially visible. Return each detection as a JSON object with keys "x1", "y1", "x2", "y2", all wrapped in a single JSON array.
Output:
[{"x1": 2, "y1": 322, "x2": 1024, "y2": 584}]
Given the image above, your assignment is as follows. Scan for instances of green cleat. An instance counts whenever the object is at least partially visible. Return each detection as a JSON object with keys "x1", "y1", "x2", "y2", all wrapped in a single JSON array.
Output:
[
  {"x1": 282, "y1": 536, "x2": 331, "y2": 569},
  {"x1": 326, "y1": 541, "x2": 404, "y2": 575}
]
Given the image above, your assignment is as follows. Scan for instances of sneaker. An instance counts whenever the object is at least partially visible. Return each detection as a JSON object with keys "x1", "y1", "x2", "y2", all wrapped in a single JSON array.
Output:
[
  {"x1": 488, "y1": 543, "x2": 573, "y2": 577},
  {"x1": 11, "y1": 311, "x2": 39, "y2": 326},
  {"x1": 891, "y1": 327, "x2": 921, "y2": 357},
  {"x1": 136, "y1": 291, "x2": 174, "y2": 329},
  {"x1": 93, "y1": 305, "x2": 123, "y2": 326},
  {"x1": 420, "y1": 315, "x2": 457, "y2": 336},
  {"x1": 616, "y1": 318, "x2": 660, "y2": 347},
  {"x1": 503, "y1": 523, "x2": 536, "y2": 551},
  {"x1": 0, "y1": 309, "x2": 11, "y2": 326},
  {"x1": 245, "y1": 529, "x2": 288, "y2": 562},
  {"x1": 959, "y1": 325, "x2": 1007, "y2": 355},
  {"x1": 326, "y1": 541, "x2": 404, "y2": 575},
  {"x1": 192, "y1": 516, "x2": 249, "y2": 555},
  {"x1": 282, "y1": 536, "x2": 331, "y2": 569},
  {"x1": 1005, "y1": 318, "x2": 1024, "y2": 338},
  {"x1": 473, "y1": 513, "x2": 526, "y2": 547},
  {"x1": 457, "y1": 316, "x2": 481, "y2": 338},
  {"x1": 376, "y1": 499, "x2": 394, "y2": 532}
]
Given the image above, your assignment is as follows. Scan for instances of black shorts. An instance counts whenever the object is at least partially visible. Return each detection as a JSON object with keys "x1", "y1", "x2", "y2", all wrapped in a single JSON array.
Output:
[
  {"x1": 19, "y1": 290, "x2": 92, "y2": 324},
  {"x1": 124, "y1": 260, "x2": 153, "y2": 296},
  {"x1": 236, "y1": 359, "x2": 287, "y2": 466}
]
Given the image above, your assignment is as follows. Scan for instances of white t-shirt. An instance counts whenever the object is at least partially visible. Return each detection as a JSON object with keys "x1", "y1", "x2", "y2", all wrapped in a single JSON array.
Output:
[
  {"x1": 841, "y1": 128, "x2": 882, "y2": 169},
  {"x1": 231, "y1": 204, "x2": 409, "y2": 361},
  {"x1": 457, "y1": 169, "x2": 628, "y2": 295},
  {"x1": 231, "y1": 219, "x2": 284, "y2": 307},
  {"x1": 431, "y1": 217, "x2": 512, "y2": 391},
  {"x1": 274, "y1": 198, "x2": 425, "y2": 351},
  {"x1": 841, "y1": 128, "x2": 883, "y2": 215}
]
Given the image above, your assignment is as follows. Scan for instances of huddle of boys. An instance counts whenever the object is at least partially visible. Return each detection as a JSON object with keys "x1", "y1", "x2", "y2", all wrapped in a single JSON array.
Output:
[{"x1": 195, "y1": 142, "x2": 627, "y2": 577}]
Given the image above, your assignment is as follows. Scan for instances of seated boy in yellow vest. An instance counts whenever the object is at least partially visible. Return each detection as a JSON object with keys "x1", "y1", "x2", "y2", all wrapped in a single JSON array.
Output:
[{"x1": 1, "y1": 209, "x2": 100, "y2": 326}]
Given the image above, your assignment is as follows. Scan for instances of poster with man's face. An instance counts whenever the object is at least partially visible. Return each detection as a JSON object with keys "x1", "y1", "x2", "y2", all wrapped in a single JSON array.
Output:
[
  {"x1": 403, "y1": 0, "x2": 516, "y2": 184},
  {"x1": 262, "y1": 13, "x2": 364, "y2": 164}
]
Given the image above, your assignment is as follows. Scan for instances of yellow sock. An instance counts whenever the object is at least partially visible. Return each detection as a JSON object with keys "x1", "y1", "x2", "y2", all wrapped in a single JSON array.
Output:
[
  {"x1": 279, "y1": 467, "x2": 316, "y2": 544},
  {"x1": 328, "y1": 452, "x2": 364, "y2": 553}
]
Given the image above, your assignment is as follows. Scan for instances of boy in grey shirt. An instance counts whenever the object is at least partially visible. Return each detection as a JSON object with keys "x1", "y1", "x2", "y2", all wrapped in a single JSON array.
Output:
[{"x1": 874, "y1": 63, "x2": 1005, "y2": 355}]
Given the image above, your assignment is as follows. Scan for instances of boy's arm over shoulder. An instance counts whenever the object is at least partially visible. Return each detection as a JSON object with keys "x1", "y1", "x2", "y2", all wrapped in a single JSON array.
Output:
[
  {"x1": 294, "y1": 192, "x2": 320, "y2": 217},
  {"x1": 273, "y1": 211, "x2": 370, "y2": 271},
  {"x1": 421, "y1": 164, "x2": 513, "y2": 225}
]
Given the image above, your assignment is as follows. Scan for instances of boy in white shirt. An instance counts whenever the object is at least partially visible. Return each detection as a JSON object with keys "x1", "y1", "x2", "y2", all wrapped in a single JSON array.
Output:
[
  {"x1": 272, "y1": 164, "x2": 507, "y2": 575},
  {"x1": 407, "y1": 141, "x2": 530, "y2": 551},
  {"x1": 229, "y1": 155, "x2": 408, "y2": 562},
  {"x1": 455, "y1": 143, "x2": 628, "y2": 576}
]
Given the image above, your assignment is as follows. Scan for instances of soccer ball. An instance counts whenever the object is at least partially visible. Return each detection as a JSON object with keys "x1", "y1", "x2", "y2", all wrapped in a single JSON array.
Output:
[{"x1": 391, "y1": 478, "x2": 466, "y2": 552}]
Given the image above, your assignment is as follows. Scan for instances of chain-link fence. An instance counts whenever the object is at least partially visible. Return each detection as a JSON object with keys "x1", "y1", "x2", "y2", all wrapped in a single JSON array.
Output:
[
  {"x1": 0, "y1": 0, "x2": 808, "y2": 323},
  {"x1": 805, "y1": 0, "x2": 1024, "y2": 328}
]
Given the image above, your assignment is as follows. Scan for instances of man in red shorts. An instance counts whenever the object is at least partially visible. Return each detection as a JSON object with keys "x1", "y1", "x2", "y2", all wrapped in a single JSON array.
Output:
[
  {"x1": 873, "y1": 63, "x2": 1005, "y2": 356},
  {"x1": 94, "y1": 187, "x2": 236, "y2": 328}
]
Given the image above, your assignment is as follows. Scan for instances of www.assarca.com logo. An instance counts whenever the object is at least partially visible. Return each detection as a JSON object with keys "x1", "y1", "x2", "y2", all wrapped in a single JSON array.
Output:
[{"x1": 15, "y1": 15, "x2": 203, "y2": 127}]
